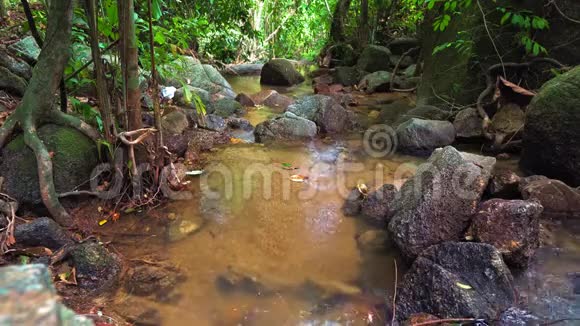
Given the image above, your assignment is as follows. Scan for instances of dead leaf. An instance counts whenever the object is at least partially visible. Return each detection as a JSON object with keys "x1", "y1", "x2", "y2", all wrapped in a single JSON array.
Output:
[{"x1": 290, "y1": 174, "x2": 309, "y2": 183}]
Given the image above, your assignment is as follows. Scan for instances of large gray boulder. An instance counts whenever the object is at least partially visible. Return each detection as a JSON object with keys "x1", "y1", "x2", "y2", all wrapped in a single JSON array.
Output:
[
  {"x1": 356, "y1": 45, "x2": 392, "y2": 73},
  {"x1": 0, "y1": 264, "x2": 94, "y2": 325},
  {"x1": 7, "y1": 36, "x2": 41, "y2": 64},
  {"x1": 0, "y1": 125, "x2": 98, "y2": 205},
  {"x1": 469, "y1": 199, "x2": 543, "y2": 268},
  {"x1": 520, "y1": 66, "x2": 580, "y2": 187},
  {"x1": 395, "y1": 242, "x2": 515, "y2": 321},
  {"x1": 260, "y1": 59, "x2": 305, "y2": 86},
  {"x1": 396, "y1": 118, "x2": 455, "y2": 156},
  {"x1": 254, "y1": 112, "x2": 317, "y2": 142},
  {"x1": 161, "y1": 56, "x2": 236, "y2": 98},
  {"x1": 388, "y1": 146, "x2": 496, "y2": 259},
  {"x1": 286, "y1": 95, "x2": 353, "y2": 134},
  {"x1": 360, "y1": 184, "x2": 398, "y2": 226}
]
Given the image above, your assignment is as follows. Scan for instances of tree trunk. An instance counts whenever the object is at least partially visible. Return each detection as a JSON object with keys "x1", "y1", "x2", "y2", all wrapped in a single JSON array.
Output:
[
  {"x1": 0, "y1": 0, "x2": 99, "y2": 226},
  {"x1": 85, "y1": 0, "x2": 113, "y2": 143},
  {"x1": 330, "y1": 0, "x2": 353, "y2": 43},
  {"x1": 0, "y1": 0, "x2": 6, "y2": 19},
  {"x1": 358, "y1": 0, "x2": 369, "y2": 47},
  {"x1": 119, "y1": 0, "x2": 142, "y2": 132}
]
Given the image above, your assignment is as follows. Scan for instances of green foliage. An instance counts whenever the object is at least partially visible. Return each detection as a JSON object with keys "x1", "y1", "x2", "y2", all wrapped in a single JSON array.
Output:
[
  {"x1": 417, "y1": 0, "x2": 550, "y2": 57},
  {"x1": 70, "y1": 97, "x2": 103, "y2": 132}
]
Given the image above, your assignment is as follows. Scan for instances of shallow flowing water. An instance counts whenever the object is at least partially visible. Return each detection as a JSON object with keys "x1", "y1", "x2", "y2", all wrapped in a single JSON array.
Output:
[{"x1": 110, "y1": 77, "x2": 580, "y2": 325}]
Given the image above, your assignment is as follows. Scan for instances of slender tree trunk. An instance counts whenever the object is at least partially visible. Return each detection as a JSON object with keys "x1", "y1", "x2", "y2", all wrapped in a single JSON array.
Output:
[
  {"x1": 0, "y1": 0, "x2": 7, "y2": 19},
  {"x1": 119, "y1": 0, "x2": 142, "y2": 132},
  {"x1": 85, "y1": 0, "x2": 113, "y2": 143},
  {"x1": 358, "y1": 0, "x2": 369, "y2": 47},
  {"x1": 330, "y1": 0, "x2": 353, "y2": 43}
]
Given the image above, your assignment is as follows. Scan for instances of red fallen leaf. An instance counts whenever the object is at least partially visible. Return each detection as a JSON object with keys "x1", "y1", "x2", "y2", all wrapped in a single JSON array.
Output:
[
  {"x1": 49, "y1": 151, "x2": 55, "y2": 158},
  {"x1": 496, "y1": 77, "x2": 536, "y2": 107}
]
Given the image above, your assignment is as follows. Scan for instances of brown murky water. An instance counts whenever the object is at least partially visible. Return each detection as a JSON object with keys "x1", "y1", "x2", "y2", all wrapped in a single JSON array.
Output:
[{"x1": 111, "y1": 77, "x2": 580, "y2": 325}]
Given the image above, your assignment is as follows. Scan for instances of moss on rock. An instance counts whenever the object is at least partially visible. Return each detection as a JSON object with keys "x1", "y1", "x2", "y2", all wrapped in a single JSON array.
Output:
[{"x1": 1, "y1": 124, "x2": 98, "y2": 205}]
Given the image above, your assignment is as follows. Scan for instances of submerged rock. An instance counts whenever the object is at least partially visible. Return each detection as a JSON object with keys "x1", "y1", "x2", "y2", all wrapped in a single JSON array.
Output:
[
  {"x1": 519, "y1": 176, "x2": 580, "y2": 218},
  {"x1": 125, "y1": 263, "x2": 186, "y2": 302},
  {"x1": 286, "y1": 95, "x2": 354, "y2": 134},
  {"x1": 356, "y1": 230, "x2": 390, "y2": 252},
  {"x1": 70, "y1": 241, "x2": 121, "y2": 292},
  {"x1": 254, "y1": 112, "x2": 317, "y2": 142},
  {"x1": 520, "y1": 66, "x2": 580, "y2": 187},
  {"x1": 166, "y1": 218, "x2": 202, "y2": 242},
  {"x1": 260, "y1": 58, "x2": 305, "y2": 86},
  {"x1": 396, "y1": 118, "x2": 455, "y2": 156},
  {"x1": 0, "y1": 264, "x2": 93, "y2": 325},
  {"x1": 395, "y1": 242, "x2": 515, "y2": 321},
  {"x1": 250, "y1": 89, "x2": 295, "y2": 110},
  {"x1": 470, "y1": 199, "x2": 543, "y2": 268},
  {"x1": 342, "y1": 188, "x2": 364, "y2": 216},
  {"x1": 360, "y1": 184, "x2": 398, "y2": 226},
  {"x1": 0, "y1": 124, "x2": 98, "y2": 205},
  {"x1": 14, "y1": 217, "x2": 73, "y2": 250},
  {"x1": 356, "y1": 45, "x2": 392, "y2": 73},
  {"x1": 235, "y1": 93, "x2": 256, "y2": 107},
  {"x1": 388, "y1": 146, "x2": 496, "y2": 259}
]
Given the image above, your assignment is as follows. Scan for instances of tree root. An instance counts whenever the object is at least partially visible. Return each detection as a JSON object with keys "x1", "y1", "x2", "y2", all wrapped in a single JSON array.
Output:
[
  {"x1": 476, "y1": 57, "x2": 567, "y2": 140},
  {"x1": 390, "y1": 46, "x2": 419, "y2": 93}
]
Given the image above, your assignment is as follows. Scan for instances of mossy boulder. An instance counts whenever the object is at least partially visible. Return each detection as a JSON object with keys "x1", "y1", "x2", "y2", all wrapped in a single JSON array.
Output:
[
  {"x1": 521, "y1": 66, "x2": 580, "y2": 186},
  {"x1": 356, "y1": 45, "x2": 392, "y2": 73},
  {"x1": 0, "y1": 124, "x2": 98, "y2": 205},
  {"x1": 260, "y1": 59, "x2": 305, "y2": 86}
]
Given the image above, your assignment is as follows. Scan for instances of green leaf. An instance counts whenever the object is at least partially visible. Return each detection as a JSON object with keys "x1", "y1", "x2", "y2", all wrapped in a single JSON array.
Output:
[
  {"x1": 152, "y1": 0, "x2": 163, "y2": 20},
  {"x1": 500, "y1": 12, "x2": 511, "y2": 25}
]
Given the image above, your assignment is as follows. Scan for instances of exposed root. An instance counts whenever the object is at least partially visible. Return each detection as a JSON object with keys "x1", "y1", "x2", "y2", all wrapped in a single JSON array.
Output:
[
  {"x1": 22, "y1": 120, "x2": 72, "y2": 225},
  {"x1": 390, "y1": 47, "x2": 419, "y2": 93},
  {"x1": 476, "y1": 58, "x2": 567, "y2": 140}
]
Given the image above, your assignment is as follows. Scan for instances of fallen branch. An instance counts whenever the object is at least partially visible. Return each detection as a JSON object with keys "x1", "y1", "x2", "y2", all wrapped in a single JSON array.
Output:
[{"x1": 549, "y1": 0, "x2": 580, "y2": 24}]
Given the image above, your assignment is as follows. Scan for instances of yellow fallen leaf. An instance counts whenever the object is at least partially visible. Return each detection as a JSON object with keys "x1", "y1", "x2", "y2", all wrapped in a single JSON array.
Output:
[
  {"x1": 456, "y1": 282, "x2": 472, "y2": 290},
  {"x1": 98, "y1": 219, "x2": 108, "y2": 226},
  {"x1": 357, "y1": 183, "x2": 369, "y2": 196},
  {"x1": 230, "y1": 137, "x2": 243, "y2": 144},
  {"x1": 290, "y1": 174, "x2": 308, "y2": 182}
]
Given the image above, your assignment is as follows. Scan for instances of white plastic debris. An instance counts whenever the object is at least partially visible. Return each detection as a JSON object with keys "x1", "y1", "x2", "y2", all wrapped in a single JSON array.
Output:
[{"x1": 161, "y1": 86, "x2": 177, "y2": 100}]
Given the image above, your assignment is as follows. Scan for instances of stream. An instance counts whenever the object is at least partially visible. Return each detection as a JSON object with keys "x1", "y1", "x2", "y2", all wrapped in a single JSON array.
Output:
[{"x1": 105, "y1": 76, "x2": 579, "y2": 325}]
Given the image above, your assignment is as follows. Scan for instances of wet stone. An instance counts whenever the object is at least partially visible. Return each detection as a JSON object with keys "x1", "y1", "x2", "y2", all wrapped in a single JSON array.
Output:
[
  {"x1": 125, "y1": 263, "x2": 186, "y2": 303},
  {"x1": 14, "y1": 217, "x2": 73, "y2": 250},
  {"x1": 356, "y1": 230, "x2": 390, "y2": 252}
]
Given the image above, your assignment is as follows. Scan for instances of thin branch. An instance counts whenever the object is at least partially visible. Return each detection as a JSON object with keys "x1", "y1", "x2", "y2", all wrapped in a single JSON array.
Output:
[
  {"x1": 411, "y1": 318, "x2": 477, "y2": 326},
  {"x1": 476, "y1": 0, "x2": 506, "y2": 78},
  {"x1": 549, "y1": 0, "x2": 580, "y2": 24},
  {"x1": 64, "y1": 40, "x2": 119, "y2": 82},
  {"x1": 390, "y1": 47, "x2": 419, "y2": 93}
]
